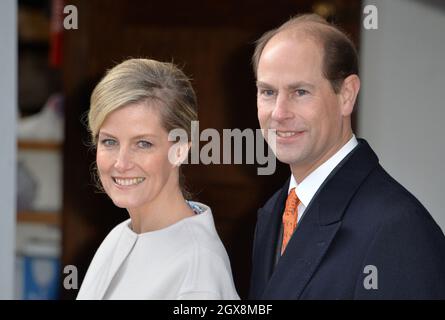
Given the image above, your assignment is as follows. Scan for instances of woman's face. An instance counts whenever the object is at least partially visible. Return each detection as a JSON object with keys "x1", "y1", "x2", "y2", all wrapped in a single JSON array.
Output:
[{"x1": 96, "y1": 102, "x2": 177, "y2": 211}]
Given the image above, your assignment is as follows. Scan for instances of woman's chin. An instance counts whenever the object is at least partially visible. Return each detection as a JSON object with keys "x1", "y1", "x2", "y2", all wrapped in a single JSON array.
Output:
[{"x1": 111, "y1": 198, "x2": 136, "y2": 209}]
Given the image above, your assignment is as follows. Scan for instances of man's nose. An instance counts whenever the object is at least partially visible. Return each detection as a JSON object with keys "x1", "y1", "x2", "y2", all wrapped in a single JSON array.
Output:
[
  {"x1": 271, "y1": 94, "x2": 293, "y2": 122},
  {"x1": 114, "y1": 147, "x2": 134, "y2": 171}
]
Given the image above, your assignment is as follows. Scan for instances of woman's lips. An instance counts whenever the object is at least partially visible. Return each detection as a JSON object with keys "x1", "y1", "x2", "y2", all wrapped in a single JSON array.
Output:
[{"x1": 112, "y1": 177, "x2": 145, "y2": 188}]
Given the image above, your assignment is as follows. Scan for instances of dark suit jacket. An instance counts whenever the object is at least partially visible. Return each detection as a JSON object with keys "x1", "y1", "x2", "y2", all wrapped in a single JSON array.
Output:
[{"x1": 249, "y1": 139, "x2": 445, "y2": 299}]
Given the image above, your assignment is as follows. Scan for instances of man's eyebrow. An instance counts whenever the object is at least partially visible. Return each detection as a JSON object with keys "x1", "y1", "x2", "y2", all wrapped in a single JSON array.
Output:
[
  {"x1": 286, "y1": 82, "x2": 315, "y2": 90},
  {"x1": 256, "y1": 81, "x2": 275, "y2": 88},
  {"x1": 256, "y1": 81, "x2": 315, "y2": 90}
]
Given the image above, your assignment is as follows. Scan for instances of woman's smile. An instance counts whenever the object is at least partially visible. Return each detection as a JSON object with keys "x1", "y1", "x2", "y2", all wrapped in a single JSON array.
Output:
[
  {"x1": 112, "y1": 177, "x2": 146, "y2": 187},
  {"x1": 96, "y1": 103, "x2": 178, "y2": 211}
]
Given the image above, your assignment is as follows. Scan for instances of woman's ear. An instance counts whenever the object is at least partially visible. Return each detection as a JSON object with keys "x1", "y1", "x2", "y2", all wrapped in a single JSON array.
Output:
[
  {"x1": 339, "y1": 74, "x2": 360, "y2": 117},
  {"x1": 168, "y1": 141, "x2": 191, "y2": 167}
]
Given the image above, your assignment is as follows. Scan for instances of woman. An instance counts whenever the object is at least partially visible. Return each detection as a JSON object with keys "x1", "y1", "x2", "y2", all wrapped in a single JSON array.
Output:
[{"x1": 77, "y1": 58, "x2": 239, "y2": 300}]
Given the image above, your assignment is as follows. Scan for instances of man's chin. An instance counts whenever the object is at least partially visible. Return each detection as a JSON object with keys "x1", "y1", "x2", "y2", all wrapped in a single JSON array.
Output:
[{"x1": 275, "y1": 151, "x2": 303, "y2": 165}]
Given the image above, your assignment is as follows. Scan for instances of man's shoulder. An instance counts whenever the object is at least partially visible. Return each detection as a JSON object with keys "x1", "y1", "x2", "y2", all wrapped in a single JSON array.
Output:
[
  {"x1": 346, "y1": 163, "x2": 444, "y2": 241},
  {"x1": 362, "y1": 164, "x2": 429, "y2": 213},
  {"x1": 259, "y1": 179, "x2": 289, "y2": 213},
  {"x1": 328, "y1": 138, "x2": 428, "y2": 216}
]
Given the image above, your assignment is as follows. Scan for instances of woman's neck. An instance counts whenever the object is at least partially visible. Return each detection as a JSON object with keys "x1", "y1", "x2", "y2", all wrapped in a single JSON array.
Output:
[{"x1": 128, "y1": 186, "x2": 194, "y2": 234}]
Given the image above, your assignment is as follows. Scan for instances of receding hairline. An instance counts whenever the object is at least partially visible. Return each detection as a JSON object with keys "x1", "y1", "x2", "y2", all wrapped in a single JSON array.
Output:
[
  {"x1": 282, "y1": 20, "x2": 345, "y2": 41},
  {"x1": 254, "y1": 18, "x2": 352, "y2": 74},
  {"x1": 262, "y1": 25, "x2": 325, "y2": 56}
]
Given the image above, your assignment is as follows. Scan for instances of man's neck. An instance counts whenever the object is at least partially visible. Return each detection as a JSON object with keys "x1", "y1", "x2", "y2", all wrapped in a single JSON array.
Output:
[{"x1": 291, "y1": 132, "x2": 354, "y2": 184}]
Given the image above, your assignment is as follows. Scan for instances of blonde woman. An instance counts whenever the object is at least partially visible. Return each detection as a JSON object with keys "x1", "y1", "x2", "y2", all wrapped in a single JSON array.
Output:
[{"x1": 77, "y1": 58, "x2": 239, "y2": 300}]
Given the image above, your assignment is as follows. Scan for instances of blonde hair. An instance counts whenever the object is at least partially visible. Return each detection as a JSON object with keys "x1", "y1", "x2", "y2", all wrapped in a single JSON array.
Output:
[
  {"x1": 88, "y1": 58, "x2": 197, "y2": 144},
  {"x1": 88, "y1": 58, "x2": 198, "y2": 199}
]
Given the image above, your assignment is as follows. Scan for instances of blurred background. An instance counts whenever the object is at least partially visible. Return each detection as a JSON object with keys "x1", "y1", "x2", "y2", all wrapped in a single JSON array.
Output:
[{"x1": 0, "y1": 0, "x2": 444, "y2": 300}]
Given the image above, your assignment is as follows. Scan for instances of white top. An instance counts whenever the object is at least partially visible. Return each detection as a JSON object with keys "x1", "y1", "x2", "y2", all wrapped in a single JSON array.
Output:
[
  {"x1": 77, "y1": 202, "x2": 240, "y2": 300},
  {"x1": 288, "y1": 135, "x2": 358, "y2": 222}
]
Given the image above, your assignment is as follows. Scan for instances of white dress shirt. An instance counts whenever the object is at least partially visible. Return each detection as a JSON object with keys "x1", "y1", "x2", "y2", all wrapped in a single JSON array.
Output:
[{"x1": 288, "y1": 135, "x2": 358, "y2": 223}]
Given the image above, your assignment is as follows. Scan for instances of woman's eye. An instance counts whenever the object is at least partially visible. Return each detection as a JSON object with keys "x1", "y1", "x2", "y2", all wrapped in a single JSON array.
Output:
[
  {"x1": 137, "y1": 140, "x2": 152, "y2": 149},
  {"x1": 100, "y1": 139, "x2": 117, "y2": 147}
]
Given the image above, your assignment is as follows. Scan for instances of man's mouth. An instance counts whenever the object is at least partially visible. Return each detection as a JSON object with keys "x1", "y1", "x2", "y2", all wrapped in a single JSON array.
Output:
[{"x1": 276, "y1": 130, "x2": 305, "y2": 138}]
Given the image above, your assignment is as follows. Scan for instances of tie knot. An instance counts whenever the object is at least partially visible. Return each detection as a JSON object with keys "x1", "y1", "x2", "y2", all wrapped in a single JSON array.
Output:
[{"x1": 285, "y1": 188, "x2": 300, "y2": 210}]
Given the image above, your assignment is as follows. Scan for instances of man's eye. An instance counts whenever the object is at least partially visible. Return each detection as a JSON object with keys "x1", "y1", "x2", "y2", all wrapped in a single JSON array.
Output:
[
  {"x1": 137, "y1": 140, "x2": 152, "y2": 149},
  {"x1": 100, "y1": 139, "x2": 117, "y2": 147},
  {"x1": 260, "y1": 89, "x2": 275, "y2": 97},
  {"x1": 295, "y1": 89, "x2": 309, "y2": 96}
]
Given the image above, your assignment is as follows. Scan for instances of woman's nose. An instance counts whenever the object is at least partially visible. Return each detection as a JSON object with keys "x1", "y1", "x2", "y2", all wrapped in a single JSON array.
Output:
[{"x1": 114, "y1": 148, "x2": 134, "y2": 171}]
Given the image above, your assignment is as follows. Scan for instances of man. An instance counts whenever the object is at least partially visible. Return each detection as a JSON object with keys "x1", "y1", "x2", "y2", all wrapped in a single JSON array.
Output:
[{"x1": 249, "y1": 13, "x2": 445, "y2": 299}]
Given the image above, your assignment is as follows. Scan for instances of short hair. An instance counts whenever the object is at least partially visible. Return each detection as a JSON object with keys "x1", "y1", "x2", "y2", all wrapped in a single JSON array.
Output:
[
  {"x1": 89, "y1": 58, "x2": 197, "y2": 144},
  {"x1": 88, "y1": 58, "x2": 197, "y2": 198},
  {"x1": 252, "y1": 13, "x2": 358, "y2": 93}
]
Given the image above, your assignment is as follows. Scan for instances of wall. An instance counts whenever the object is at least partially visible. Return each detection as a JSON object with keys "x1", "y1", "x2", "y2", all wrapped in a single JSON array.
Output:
[
  {"x1": 0, "y1": 0, "x2": 17, "y2": 300},
  {"x1": 359, "y1": 0, "x2": 445, "y2": 231}
]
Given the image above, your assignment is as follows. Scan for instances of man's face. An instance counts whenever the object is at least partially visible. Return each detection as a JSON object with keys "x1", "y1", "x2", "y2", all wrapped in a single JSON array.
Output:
[{"x1": 257, "y1": 32, "x2": 350, "y2": 181}]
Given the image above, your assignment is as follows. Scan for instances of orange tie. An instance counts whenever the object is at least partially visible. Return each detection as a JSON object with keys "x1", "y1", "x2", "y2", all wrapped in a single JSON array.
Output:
[{"x1": 281, "y1": 188, "x2": 300, "y2": 255}]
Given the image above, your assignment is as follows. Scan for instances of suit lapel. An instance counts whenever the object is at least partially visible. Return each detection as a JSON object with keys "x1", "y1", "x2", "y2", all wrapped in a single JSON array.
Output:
[
  {"x1": 262, "y1": 201, "x2": 342, "y2": 299},
  {"x1": 260, "y1": 139, "x2": 379, "y2": 299},
  {"x1": 250, "y1": 180, "x2": 289, "y2": 298}
]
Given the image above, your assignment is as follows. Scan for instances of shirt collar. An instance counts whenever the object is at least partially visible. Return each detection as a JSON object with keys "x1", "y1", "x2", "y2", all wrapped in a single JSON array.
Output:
[{"x1": 288, "y1": 134, "x2": 358, "y2": 207}]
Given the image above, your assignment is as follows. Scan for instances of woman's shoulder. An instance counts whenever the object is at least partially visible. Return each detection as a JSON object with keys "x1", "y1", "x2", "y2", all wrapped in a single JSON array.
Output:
[
  {"x1": 179, "y1": 202, "x2": 230, "y2": 258},
  {"x1": 182, "y1": 202, "x2": 220, "y2": 242},
  {"x1": 178, "y1": 202, "x2": 239, "y2": 299}
]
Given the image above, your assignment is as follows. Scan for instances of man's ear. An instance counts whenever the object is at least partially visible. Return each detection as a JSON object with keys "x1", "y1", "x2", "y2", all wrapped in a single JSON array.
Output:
[{"x1": 339, "y1": 74, "x2": 360, "y2": 117}]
